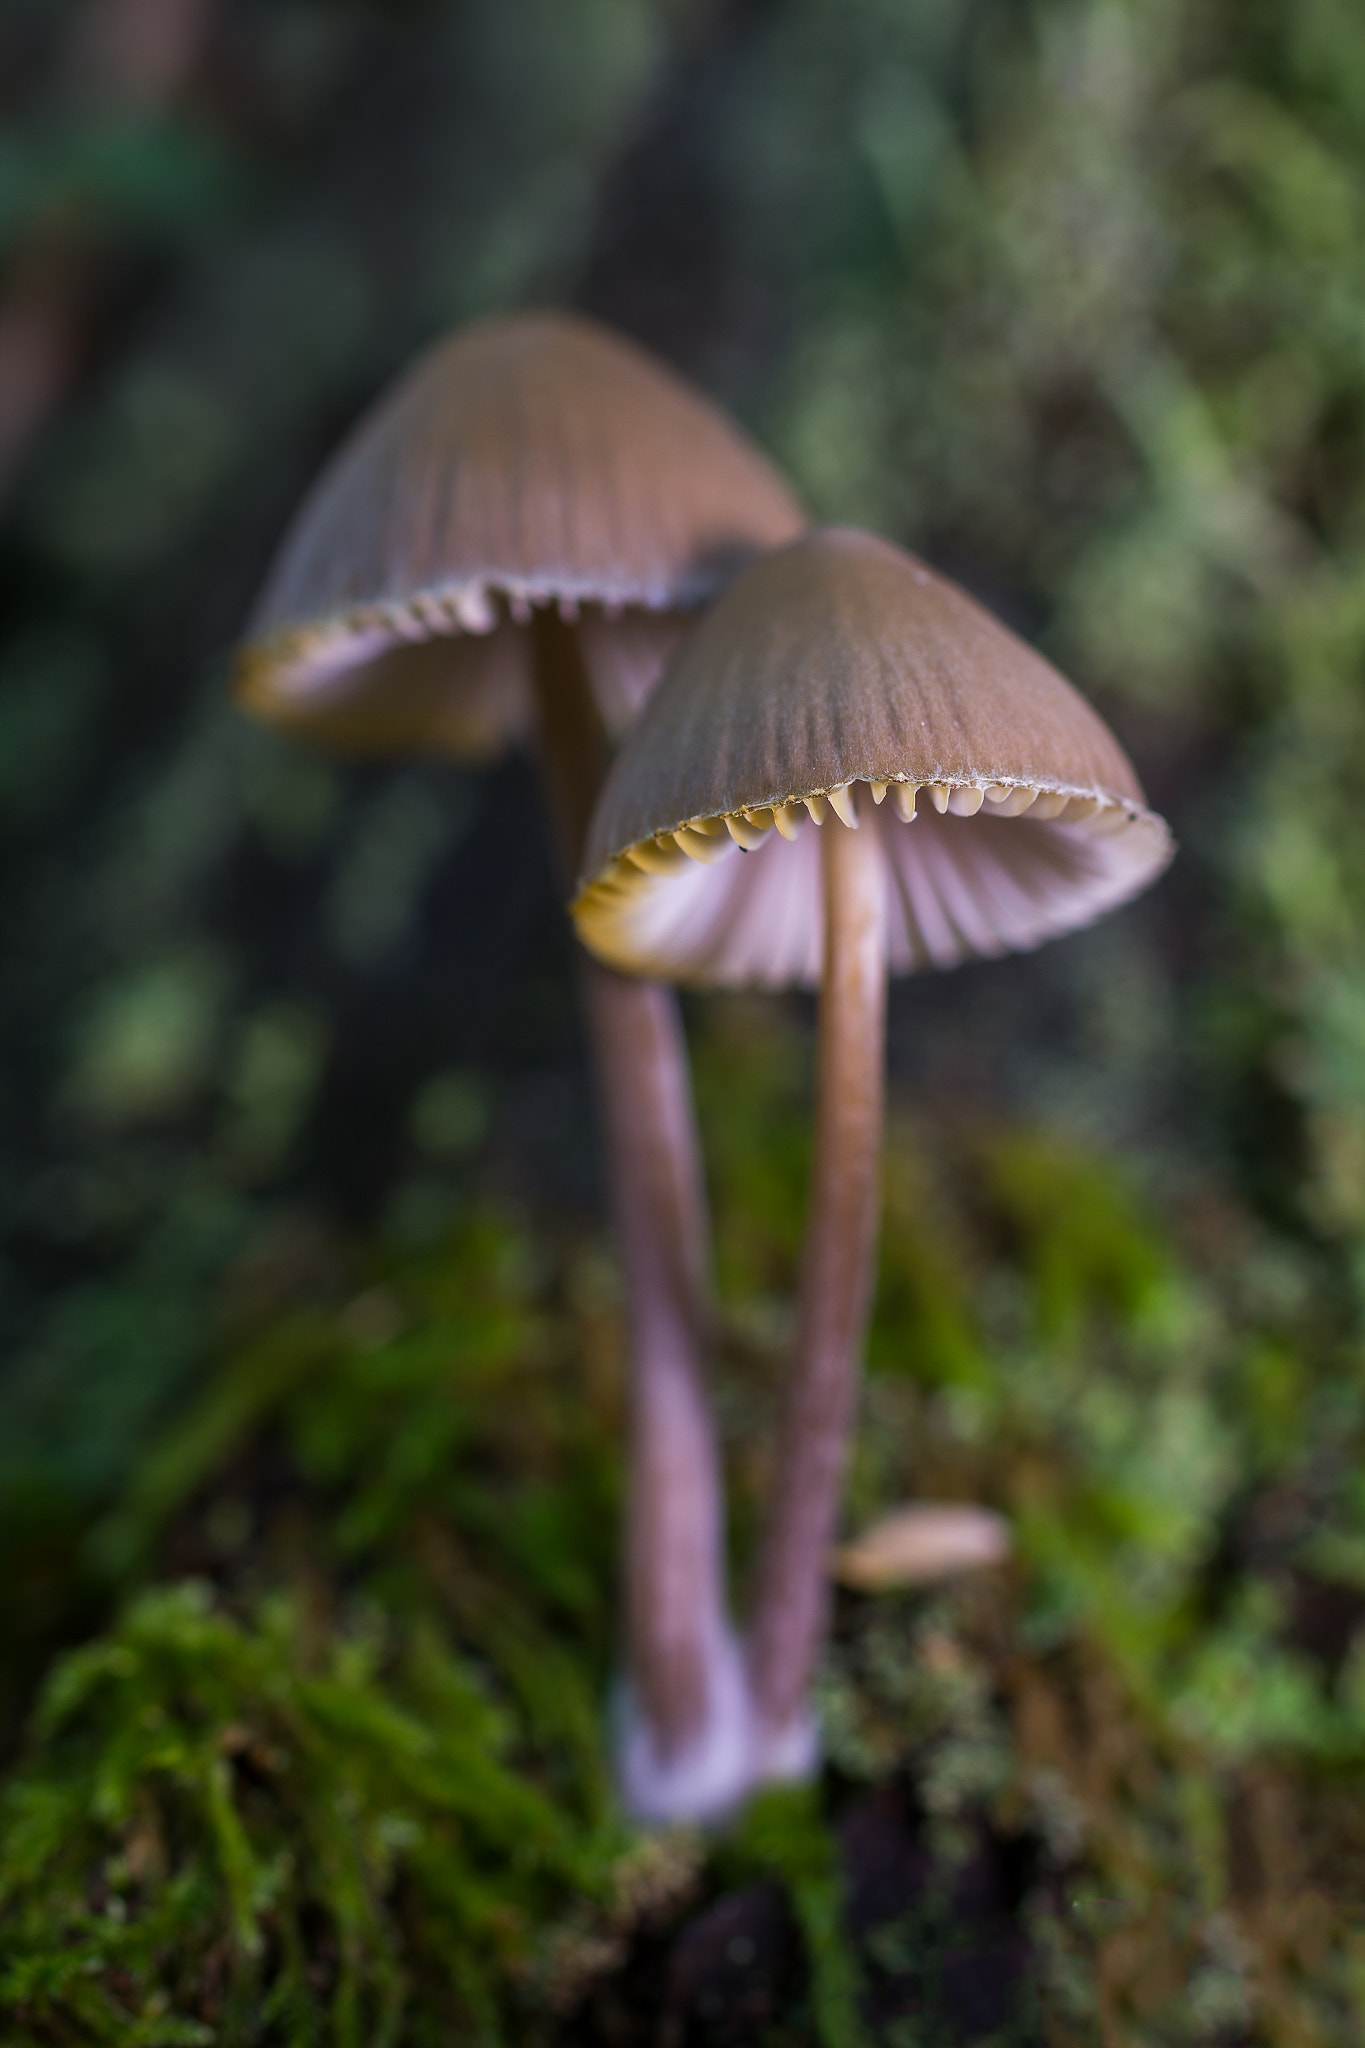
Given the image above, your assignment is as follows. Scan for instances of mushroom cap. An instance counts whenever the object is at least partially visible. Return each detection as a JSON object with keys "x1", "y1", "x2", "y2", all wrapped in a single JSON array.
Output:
[
  {"x1": 235, "y1": 311, "x2": 804, "y2": 754},
  {"x1": 572, "y1": 528, "x2": 1173, "y2": 988}
]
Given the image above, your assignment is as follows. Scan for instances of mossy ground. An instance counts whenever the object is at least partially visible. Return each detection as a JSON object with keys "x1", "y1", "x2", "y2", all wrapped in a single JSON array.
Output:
[{"x1": 3, "y1": 1012, "x2": 1363, "y2": 2047}]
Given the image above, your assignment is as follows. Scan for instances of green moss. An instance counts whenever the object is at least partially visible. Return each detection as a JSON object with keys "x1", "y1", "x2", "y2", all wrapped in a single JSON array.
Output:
[
  {"x1": 0, "y1": 1582, "x2": 622, "y2": 2045},
  {"x1": 2, "y1": 1116, "x2": 1365, "y2": 2040}
]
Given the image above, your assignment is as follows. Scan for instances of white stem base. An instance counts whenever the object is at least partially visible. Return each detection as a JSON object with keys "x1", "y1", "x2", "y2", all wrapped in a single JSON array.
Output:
[
  {"x1": 614, "y1": 1621, "x2": 753, "y2": 1826},
  {"x1": 748, "y1": 1707, "x2": 820, "y2": 1790}
]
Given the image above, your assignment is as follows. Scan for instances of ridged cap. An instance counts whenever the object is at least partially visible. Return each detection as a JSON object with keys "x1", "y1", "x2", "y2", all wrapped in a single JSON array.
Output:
[
  {"x1": 572, "y1": 528, "x2": 1173, "y2": 987},
  {"x1": 235, "y1": 311, "x2": 804, "y2": 755}
]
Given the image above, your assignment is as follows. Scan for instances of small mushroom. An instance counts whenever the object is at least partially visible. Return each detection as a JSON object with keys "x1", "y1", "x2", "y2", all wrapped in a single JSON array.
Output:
[
  {"x1": 833, "y1": 1504, "x2": 1013, "y2": 1591},
  {"x1": 235, "y1": 312, "x2": 805, "y2": 1824},
  {"x1": 572, "y1": 526, "x2": 1173, "y2": 1786}
]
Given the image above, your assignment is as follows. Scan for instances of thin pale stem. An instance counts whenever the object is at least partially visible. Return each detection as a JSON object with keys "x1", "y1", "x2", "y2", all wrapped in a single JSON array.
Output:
[
  {"x1": 527, "y1": 606, "x2": 741, "y2": 1814},
  {"x1": 527, "y1": 607, "x2": 610, "y2": 877},
  {"x1": 581, "y1": 961, "x2": 736, "y2": 1770},
  {"x1": 745, "y1": 800, "x2": 887, "y2": 1772}
]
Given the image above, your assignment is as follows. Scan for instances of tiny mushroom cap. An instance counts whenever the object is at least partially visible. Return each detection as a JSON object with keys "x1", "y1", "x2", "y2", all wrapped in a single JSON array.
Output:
[
  {"x1": 833, "y1": 1504, "x2": 1013, "y2": 1592},
  {"x1": 234, "y1": 310, "x2": 805, "y2": 755},
  {"x1": 573, "y1": 527, "x2": 1173, "y2": 985}
]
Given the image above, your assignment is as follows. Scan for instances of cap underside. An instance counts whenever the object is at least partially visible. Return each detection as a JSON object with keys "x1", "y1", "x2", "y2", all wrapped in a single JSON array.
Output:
[
  {"x1": 236, "y1": 596, "x2": 689, "y2": 756},
  {"x1": 573, "y1": 778, "x2": 1172, "y2": 988}
]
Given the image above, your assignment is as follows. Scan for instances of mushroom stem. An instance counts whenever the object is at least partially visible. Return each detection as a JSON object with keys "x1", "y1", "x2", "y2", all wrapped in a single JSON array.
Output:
[
  {"x1": 582, "y1": 963, "x2": 747, "y2": 1816},
  {"x1": 745, "y1": 797, "x2": 887, "y2": 1777},
  {"x1": 528, "y1": 605, "x2": 744, "y2": 1820},
  {"x1": 527, "y1": 607, "x2": 610, "y2": 873}
]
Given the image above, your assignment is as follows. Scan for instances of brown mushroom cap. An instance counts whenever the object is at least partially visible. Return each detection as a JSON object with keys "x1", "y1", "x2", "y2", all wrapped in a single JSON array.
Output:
[
  {"x1": 573, "y1": 528, "x2": 1173, "y2": 987},
  {"x1": 235, "y1": 311, "x2": 804, "y2": 753}
]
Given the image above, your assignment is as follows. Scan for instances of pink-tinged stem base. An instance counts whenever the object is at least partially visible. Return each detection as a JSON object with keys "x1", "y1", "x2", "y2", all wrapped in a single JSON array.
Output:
[{"x1": 745, "y1": 804, "x2": 887, "y2": 1779}]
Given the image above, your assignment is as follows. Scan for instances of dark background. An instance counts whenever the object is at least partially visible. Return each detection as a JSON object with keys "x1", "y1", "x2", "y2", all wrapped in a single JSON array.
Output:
[{"x1": 3, "y1": 0, "x2": 1247, "y2": 1498}]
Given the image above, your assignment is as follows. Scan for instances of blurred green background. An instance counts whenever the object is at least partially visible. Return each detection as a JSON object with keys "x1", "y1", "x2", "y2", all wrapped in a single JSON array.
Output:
[{"x1": 4, "y1": 0, "x2": 1365, "y2": 2041}]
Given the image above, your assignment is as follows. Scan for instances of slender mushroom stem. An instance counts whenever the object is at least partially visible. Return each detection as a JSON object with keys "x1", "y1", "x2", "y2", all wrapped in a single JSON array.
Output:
[
  {"x1": 526, "y1": 608, "x2": 611, "y2": 873},
  {"x1": 528, "y1": 606, "x2": 745, "y2": 1818},
  {"x1": 581, "y1": 962, "x2": 748, "y2": 1810},
  {"x1": 745, "y1": 794, "x2": 887, "y2": 1777}
]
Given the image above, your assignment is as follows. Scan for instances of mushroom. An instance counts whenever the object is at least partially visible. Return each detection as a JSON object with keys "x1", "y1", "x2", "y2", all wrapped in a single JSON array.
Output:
[
  {"x1": 572, "y1": 526, "x2": 1173, "y2": 1784},
  {"x1": 833, "y1": 1503, "x2": 1013, "y2": 1591},
  {"x1": 235, "y1": 311, "x2": 806, "y2": 1821}
]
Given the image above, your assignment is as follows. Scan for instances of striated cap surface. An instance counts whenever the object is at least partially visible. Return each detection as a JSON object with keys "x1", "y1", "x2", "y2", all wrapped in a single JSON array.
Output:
[
  {"x1": 236, "y1": 311, "x2": 804, "y2": 753},
  {"x1": 573, "y1": 528, "x2": 1172, "y2": 987}
]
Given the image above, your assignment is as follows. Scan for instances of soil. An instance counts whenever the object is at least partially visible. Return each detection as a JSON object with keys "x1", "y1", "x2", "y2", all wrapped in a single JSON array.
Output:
[{"x1": 565, "y1": 1783, "x2": 1040, "y2": 2046}]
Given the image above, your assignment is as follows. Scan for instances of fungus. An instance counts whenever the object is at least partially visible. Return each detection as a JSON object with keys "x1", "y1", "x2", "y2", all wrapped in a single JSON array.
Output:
[
  {"x1": 235, "y1": 311, "x2": 805, "y2": 1822},
  {"x1": 573, "y1": 526, "x2": 1173, "y2": 1783},
  {"x1": 833, "y1": 1503, "x2": 1013, "y2": 1591}
]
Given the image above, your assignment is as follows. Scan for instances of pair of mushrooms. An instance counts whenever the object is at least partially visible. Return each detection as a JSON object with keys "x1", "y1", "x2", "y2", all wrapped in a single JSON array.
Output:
[{"x1": 238, "y1": 313, "x2": 1172, "y2": 1822}]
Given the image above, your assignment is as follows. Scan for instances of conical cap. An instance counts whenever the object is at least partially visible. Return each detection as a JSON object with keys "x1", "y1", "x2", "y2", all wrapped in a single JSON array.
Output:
[
  {"x1": 573, "y1": 528, "x2": 1172, "y2": 987},
  {"x1": 235, "y1": 311, "x2": 803, "y2": 755}
]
